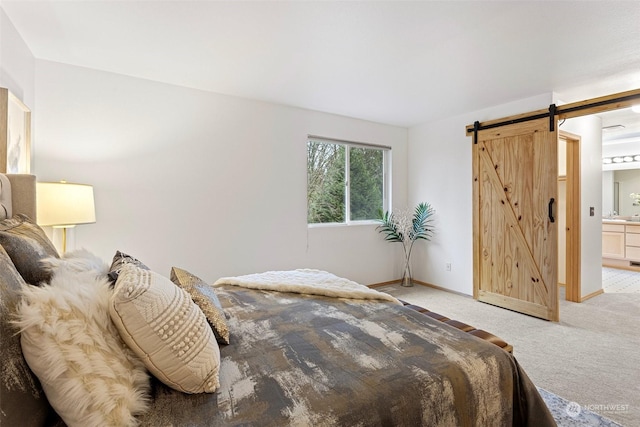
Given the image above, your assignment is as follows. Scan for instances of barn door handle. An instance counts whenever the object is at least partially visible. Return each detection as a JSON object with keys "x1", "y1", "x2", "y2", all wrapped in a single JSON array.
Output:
[{"x1": 548, "y1": 198, "x2": 555, "y2": 223}]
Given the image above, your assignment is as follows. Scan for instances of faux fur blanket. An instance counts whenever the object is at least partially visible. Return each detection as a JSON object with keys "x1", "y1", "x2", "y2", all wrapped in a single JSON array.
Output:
[
  {"x1": 15, "y1": 250, "x2": 150, "y2": 426},
  {"x1": 213, "y1": 269, "x2": 401, "y2": 305}
]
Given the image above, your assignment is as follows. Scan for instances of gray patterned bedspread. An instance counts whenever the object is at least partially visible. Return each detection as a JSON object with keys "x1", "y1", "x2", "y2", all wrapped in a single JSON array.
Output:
[{"x1": 139, "y1": 286, "x2": 555, "y2": 426}]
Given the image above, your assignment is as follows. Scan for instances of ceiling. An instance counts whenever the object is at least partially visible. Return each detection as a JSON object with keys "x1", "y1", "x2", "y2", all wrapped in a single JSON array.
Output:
[{"x1": 2, "y1": 0, "x2": 640, "y2": 129}]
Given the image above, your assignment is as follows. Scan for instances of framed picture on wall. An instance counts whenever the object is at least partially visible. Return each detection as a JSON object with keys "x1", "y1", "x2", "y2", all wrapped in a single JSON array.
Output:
[{"x1": 0, "y1": 87, "x2": 31, "y2": 174}]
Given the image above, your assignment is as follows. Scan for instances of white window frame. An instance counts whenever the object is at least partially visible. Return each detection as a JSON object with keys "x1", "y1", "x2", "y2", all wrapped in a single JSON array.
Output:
[{"x1": 307, "y1": 135, "x2": 392, "y2": 227}]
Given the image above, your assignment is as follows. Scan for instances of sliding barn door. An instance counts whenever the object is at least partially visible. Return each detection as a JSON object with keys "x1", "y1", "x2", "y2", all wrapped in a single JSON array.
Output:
[{"x1": 472, "y1": 117, "x2": 558, "y2": 321}]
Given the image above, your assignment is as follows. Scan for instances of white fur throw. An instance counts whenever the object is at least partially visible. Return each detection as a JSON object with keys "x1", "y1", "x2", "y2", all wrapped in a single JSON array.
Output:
[
  {"x1": 214, "y1": 269, "x2": 401, "y2": 305},
  {"x1": 40, "y1": 248, "x2": 110, "y2": 275},
  {"x1": 14, "y1": 251, "x2": 150, "y2": 427}
]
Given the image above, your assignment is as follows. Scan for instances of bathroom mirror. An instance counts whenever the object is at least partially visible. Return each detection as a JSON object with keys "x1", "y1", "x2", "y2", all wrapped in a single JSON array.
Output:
[
  {"x1": 601, "y1": 106, "x2": 640, "y2": 218},
  {"x1": 607, "y1": 169, "x2": 640, "y2": 216}
]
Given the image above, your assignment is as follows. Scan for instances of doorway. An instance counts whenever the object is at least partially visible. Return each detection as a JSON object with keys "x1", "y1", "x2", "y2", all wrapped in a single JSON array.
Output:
[{"x1": 559, "y1": 131, "x2": 580, "y2": 302}]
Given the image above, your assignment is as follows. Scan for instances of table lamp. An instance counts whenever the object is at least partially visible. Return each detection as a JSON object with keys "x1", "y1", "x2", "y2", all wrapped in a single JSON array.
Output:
[{"x1": 36, "y1": 181, "x2": 96, "y2": 253}]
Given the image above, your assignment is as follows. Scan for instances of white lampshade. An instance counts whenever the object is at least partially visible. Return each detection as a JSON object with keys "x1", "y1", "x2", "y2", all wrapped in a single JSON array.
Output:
[{"x1": 36, "y1": 181, "x2": 96, "y2": 227}]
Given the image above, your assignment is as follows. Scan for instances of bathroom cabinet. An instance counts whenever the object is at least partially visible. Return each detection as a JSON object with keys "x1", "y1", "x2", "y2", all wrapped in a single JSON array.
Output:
[
  {"x1": 624, "y1": 224, "x2": 640, "y2": 261},
  {"x1": 602, "y1": 223, "x2": 625, "y2": 259},
  {"x1": 602, "y1": 221, "x2": 640, "y2": 270}
]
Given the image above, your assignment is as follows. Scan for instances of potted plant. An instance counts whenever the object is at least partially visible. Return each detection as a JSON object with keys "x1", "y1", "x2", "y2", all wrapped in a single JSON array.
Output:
[{"x1": 377, "y1": 202, "x2": 435, "y2": 287}]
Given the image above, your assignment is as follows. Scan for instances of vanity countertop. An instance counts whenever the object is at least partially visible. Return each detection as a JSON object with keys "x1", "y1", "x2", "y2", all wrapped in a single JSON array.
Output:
[{"x1": 602, "y1": 218, "x2": 640, "y2": 224}]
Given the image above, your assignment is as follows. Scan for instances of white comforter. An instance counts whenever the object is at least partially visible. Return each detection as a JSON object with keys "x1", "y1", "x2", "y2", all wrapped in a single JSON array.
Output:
[{"x1": 213, "y1": 269, "x2": 401, "y2": 305}]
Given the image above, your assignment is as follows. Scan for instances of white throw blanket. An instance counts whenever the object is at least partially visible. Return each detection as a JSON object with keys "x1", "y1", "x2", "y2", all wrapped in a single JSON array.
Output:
[{"x1": 213, "y1": 269, "x2": 401, "y2": 305}]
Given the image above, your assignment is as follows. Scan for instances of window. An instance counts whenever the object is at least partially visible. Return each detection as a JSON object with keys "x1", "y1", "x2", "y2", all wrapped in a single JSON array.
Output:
[{"x1": 307, "y1": 136, "x2": 390, "y2": 225}]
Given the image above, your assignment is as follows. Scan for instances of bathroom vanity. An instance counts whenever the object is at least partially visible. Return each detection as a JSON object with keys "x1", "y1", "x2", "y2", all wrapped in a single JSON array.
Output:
[{"x1": 602, "y1": 218, "x2": 640, "y2": 270}]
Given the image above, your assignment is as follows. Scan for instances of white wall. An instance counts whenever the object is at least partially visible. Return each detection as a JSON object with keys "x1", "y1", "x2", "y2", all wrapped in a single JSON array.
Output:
[
  {"x1": 0, "y1": 7, "x2": 35, "y2": 143},
  {"x1": 32, "y1": 60, "x2": 408, "y2": 285},
  {"x1": 407, "y1": 94, "x2": 554, "y2": 295},
  {"x1": 557, "y1": 114, "x2": 603, "y2": 299}
]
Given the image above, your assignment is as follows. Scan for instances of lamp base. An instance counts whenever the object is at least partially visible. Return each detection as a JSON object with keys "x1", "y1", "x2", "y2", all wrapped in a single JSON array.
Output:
[{"x1": 52, "y1": 225, "x2": 75, "y2": 254}]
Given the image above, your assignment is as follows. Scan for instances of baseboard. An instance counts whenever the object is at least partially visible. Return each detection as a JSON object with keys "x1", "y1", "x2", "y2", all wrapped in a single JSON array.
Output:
[
  {"x1": 603, "y1": 258, "x2": 640, "y2": 272},
  {"x1": 368, "y1": 278, "x2": 472, "y2": 299},
  {"x1": 368, "y1": 279, "x2": 402, "y2": 288},
  {"x1": 371, "y1": 278, "x2": 604, "y2": 303},
  {"x1": 411, "y1": 279, "x2": 473, "y2": 298},
  {"x1": 580, "y1": 288, "x2": 604, "y2": 302}
]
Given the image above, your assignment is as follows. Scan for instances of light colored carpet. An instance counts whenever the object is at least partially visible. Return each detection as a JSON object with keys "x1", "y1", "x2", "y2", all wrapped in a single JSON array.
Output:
[{"x1": 378, "y1": 284, "x2": 640, "y2": 426}]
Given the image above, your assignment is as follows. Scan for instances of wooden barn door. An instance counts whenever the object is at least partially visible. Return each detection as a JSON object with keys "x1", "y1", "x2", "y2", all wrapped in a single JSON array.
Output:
[{"x1": 472, "y1": 117, "x2": 559, "y2": 321}]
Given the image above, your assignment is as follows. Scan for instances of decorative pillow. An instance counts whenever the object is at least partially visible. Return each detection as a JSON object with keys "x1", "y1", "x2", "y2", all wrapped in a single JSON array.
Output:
[
  {"x1": 110, "y1": 264, "x2": 220, "y2": 394},
  {"x1": 107, "y1": 250, "x2": 149, "y2": 284},
  {"x1": 170, "y1": 267, "x2": 230, "y2": 345},
  {"x1": 0, "y1": 214, "x2": 59, "y2": 285},
  {"x1": 14, "y1": 257, "x2": 151, "y2": 427},
  {"x1": 0, "y1": 245, "x2": 55, "y2": 427}
]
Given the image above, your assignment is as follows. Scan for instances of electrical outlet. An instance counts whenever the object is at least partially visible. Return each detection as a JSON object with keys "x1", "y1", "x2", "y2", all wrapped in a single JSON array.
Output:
[{"x1": 446, "y1": 263, "x2": 452, "y2": 271}]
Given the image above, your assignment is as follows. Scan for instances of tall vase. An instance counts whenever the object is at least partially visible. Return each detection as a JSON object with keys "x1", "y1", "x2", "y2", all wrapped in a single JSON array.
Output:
[{"x1": 401, "y1": 256, "x2": 413, "y2": 287}]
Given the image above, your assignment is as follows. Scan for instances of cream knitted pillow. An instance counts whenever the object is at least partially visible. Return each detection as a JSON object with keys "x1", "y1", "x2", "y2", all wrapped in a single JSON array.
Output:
[{"x1": 110, "y1": 264, "x2": 220, "y2": 394}]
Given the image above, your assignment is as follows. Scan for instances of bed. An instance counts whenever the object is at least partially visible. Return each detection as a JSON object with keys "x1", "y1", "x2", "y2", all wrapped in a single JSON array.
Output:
[{"x1": 0, "y1": 173, "x2": 556, "y2": 426}]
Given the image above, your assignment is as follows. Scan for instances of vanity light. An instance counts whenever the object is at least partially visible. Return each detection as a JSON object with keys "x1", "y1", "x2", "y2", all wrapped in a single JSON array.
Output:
[{"x1": 602, "y1": 154, "x2": 640, "y2": 165}]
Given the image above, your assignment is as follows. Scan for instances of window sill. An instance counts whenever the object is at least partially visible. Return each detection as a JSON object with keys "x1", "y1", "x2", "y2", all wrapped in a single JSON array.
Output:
[{"x1": 308, "y1": 220, "x2": 380, "y2": 228}]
